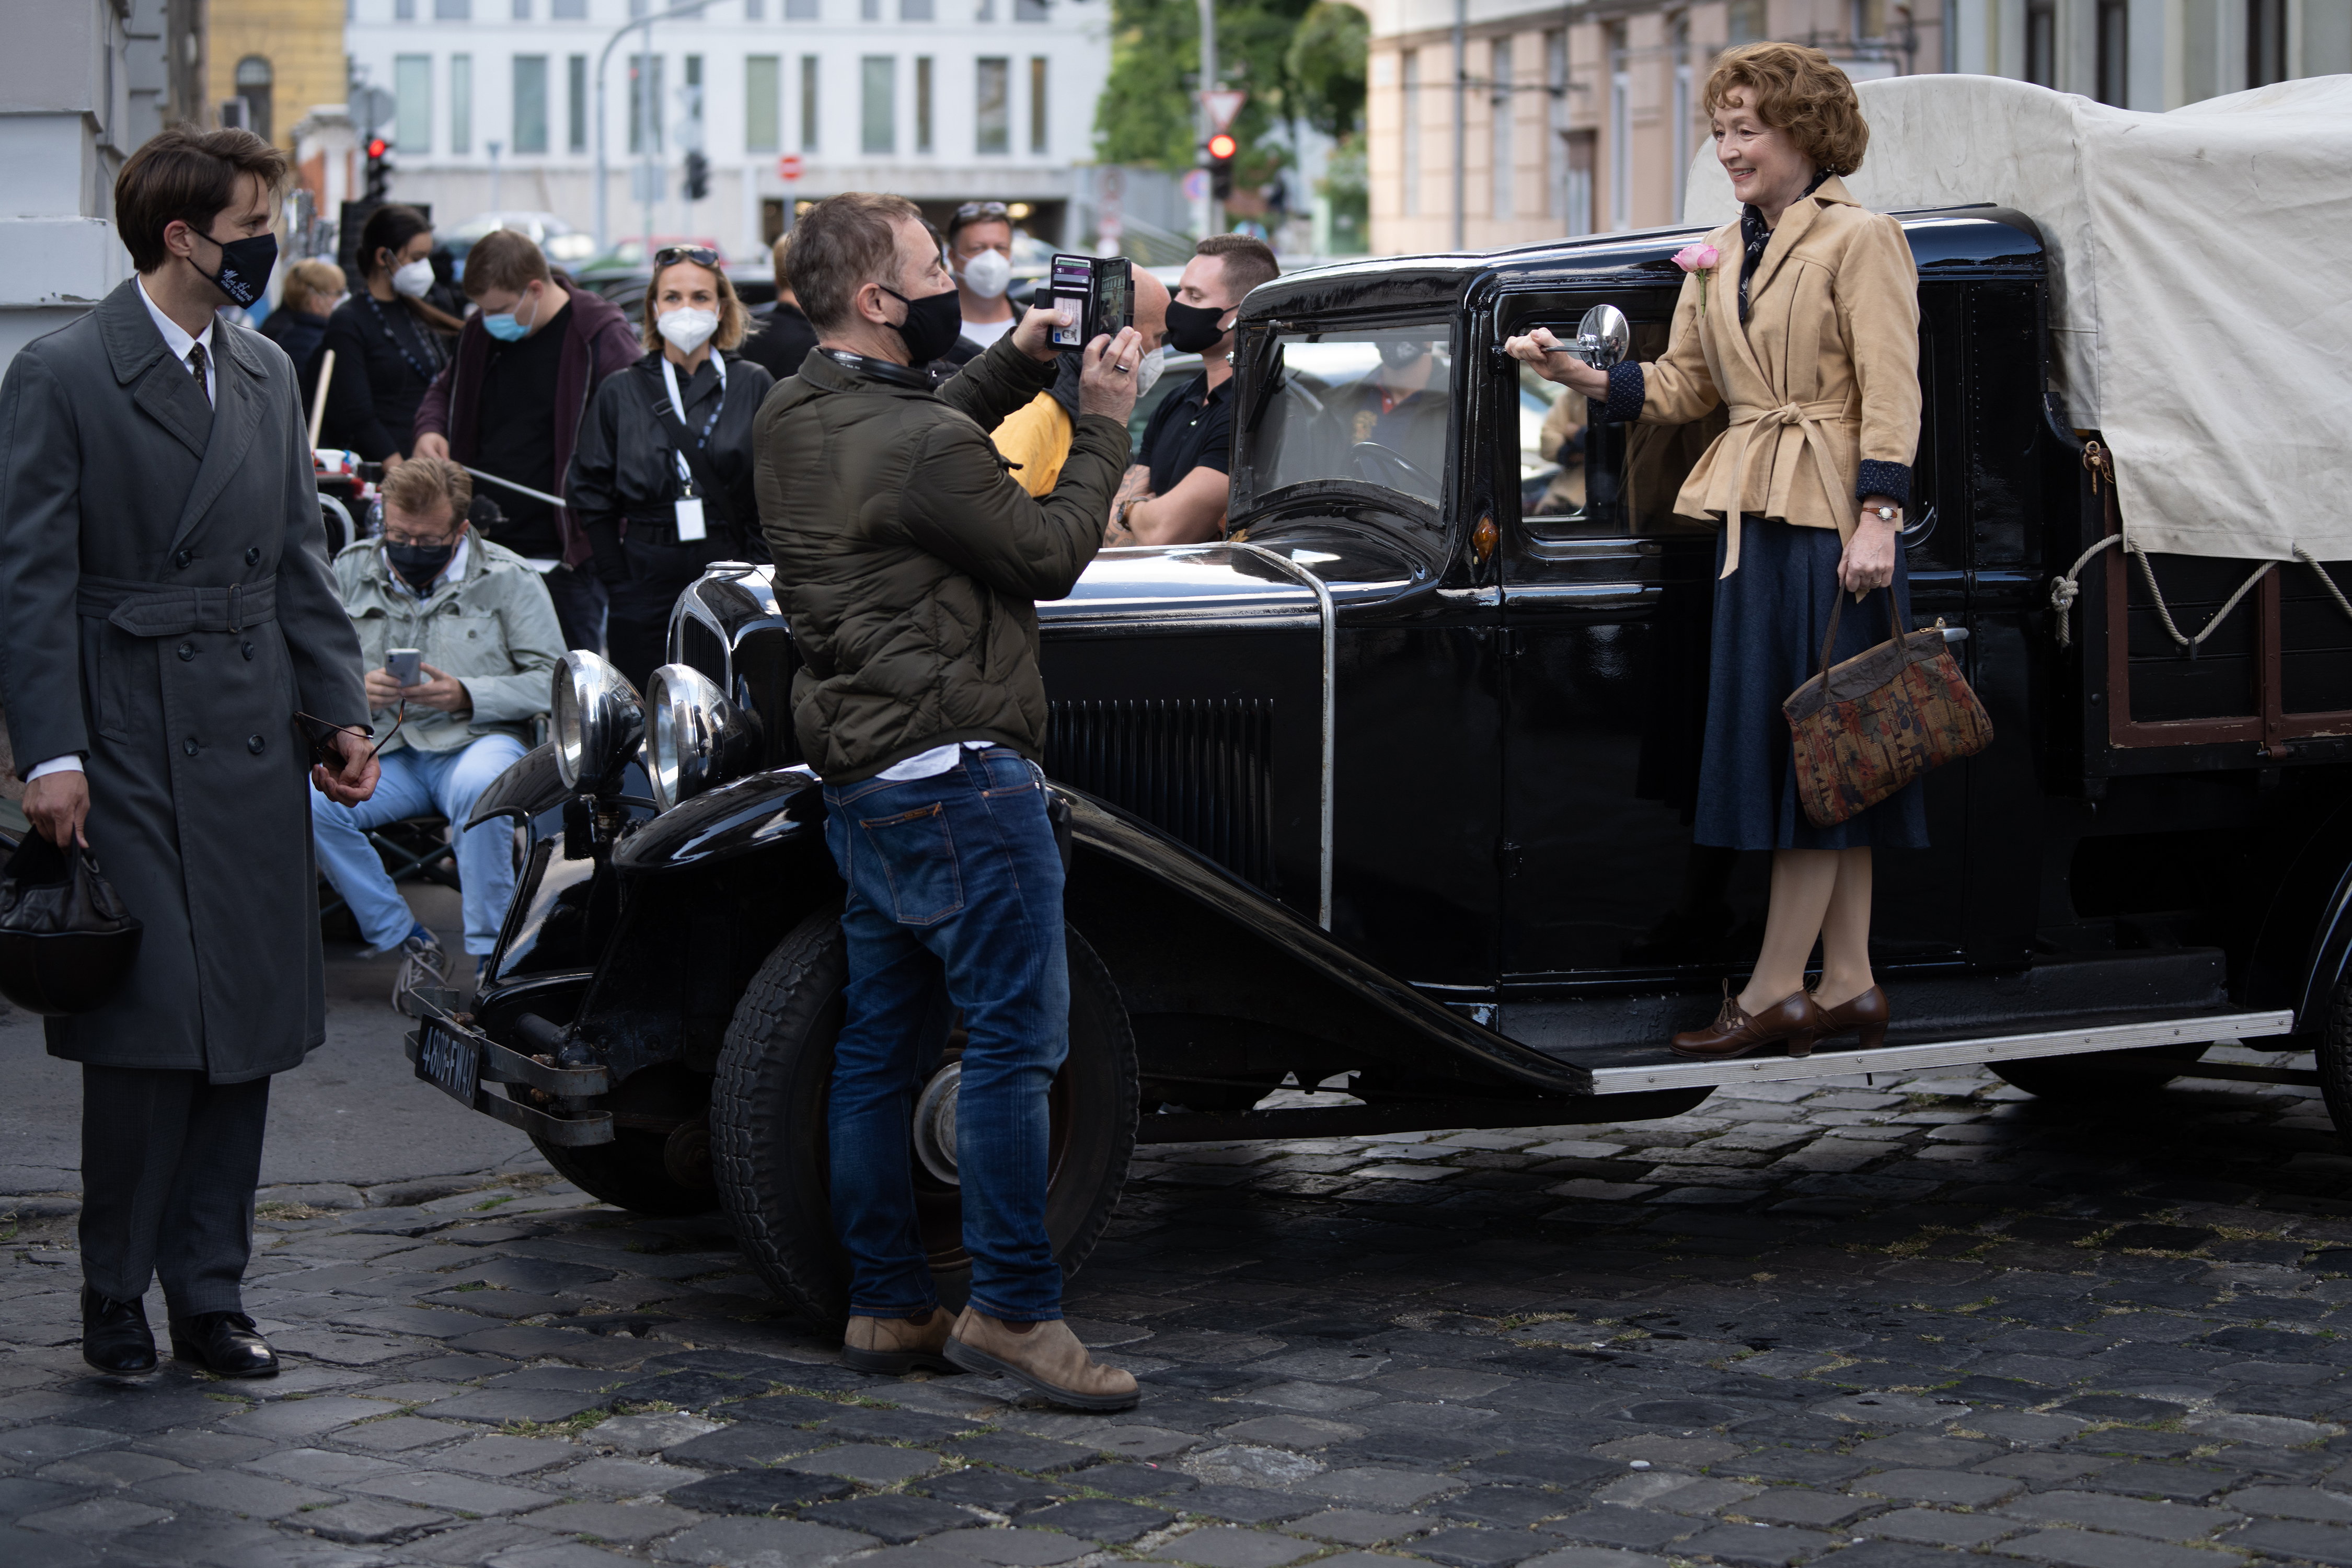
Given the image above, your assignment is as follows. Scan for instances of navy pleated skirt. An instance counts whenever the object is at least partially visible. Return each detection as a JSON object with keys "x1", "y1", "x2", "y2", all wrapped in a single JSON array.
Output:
[{"x1": 1692, "y1": 518, "x2": 1930, "y2": 851}]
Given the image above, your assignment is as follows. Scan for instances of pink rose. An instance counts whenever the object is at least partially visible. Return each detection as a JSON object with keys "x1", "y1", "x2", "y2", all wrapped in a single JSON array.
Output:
[{"x1": 1673, "y1": 243, "x2": 1721, "y2": 272}]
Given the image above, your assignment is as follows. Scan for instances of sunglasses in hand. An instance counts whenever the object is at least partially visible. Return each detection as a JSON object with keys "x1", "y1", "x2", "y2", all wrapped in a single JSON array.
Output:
[{"x1": 295, "y1": 705, "x2": 403, "y2": 771}]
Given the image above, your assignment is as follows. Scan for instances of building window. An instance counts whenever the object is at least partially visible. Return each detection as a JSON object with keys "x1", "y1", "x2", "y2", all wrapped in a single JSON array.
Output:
[
  {"x1": 630, "y1": 53, "x2": 664, "y2": 154},
  {"x1": 860, "y1": 0, "x2": 878, "y2": 18},
  {"x1": 234, "y1": 55, "x2": 273, "y2": 144},
  {"x1": 861, "y1": 56, "x2": 894, "y2": 154},
  {"x1": 976, "y1": 56, "x2": 1009, "y2": 153},
  {"x1": 1545, "y1": 30, "x2": 1566, "y2": 221},
  {"x1": 2095, "y1": 0, "x2": 2128, "y2": 105},
  {"x1": 746, "y1": 0, "x2": 764, "y2": 15},
  {"x1": 395, "y1": 55, "x2": 432, "y2": 153},
  {"x1": 1853, "y1": 0, "x2": 1885, "y2": 40},
  {"x1": 1029, "y1": 55, "x2": 1047, "y2": 154},
  {"x1": 1489, "y1": 38, "x2": 1511, "y2": 222},
  {"x1": 396, "y1": 0, "x2": 416, "y2": 18},
  {"x1": 1566, "y1": 129, "x2": 1594, "y2": 238},
  {"x1": 2025, "y1": 0, "x2": 2056, "y2": 87},
  {"x1": 568, "y1": 54, "x2": 587, "y2": 152},
  {"x1": 1671, "y1": 18, "x2": 1691, "y2": 219},
  {"x1": 551, "y1": 0, "x2": 585, "y2": 17},
  {"x1": 747, "y1": 55, "x2": 781, "y2": 151},
  {"x1": 435, "y1": 0, "x2": 470, "y2": 17},
  {"x1": 1726, "y1": 0, "x2": 1766, "y2": 46},
  {"x1": 2248, "y1": 0, "x2": 2287, "y2": 86},
  {"x1": 785, "y1": 0, "x2": 819, "y2": 16},
  {"x1": 452, "y1": 53, "x2": 472, "y2": 153},
  {"x1": 903, "y1": 0, "x2": 933, "y2": 16},
  {"x1": 915, "y1": 56, "x2": 934, "y2": 153},
  {"x1": 1608, "y1": 30, "x2": 1629, "y2": 229},
  {"x1": 512, "y1": 0, "x2": 529, "y2": 18},
  {"x1": 801, "y1": 55, "x2": 821, "y2": 149},
  {"x1": 513, "y1": 55, "x2": 548, "y2": 153},
  {"x1": 1015, "y1": 0, "x2": 1047, "y2": 18},
  {"x1": 1401, "y1": 49, "x2": 1420, "y2": 217}
]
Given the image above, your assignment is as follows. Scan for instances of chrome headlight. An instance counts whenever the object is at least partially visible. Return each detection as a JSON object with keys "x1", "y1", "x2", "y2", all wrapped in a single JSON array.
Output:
[
  {"x1": 645, "y1": 662, "x2": 763, "y2": 812},
  {"x1": 551, "y1": 650, "x2": 644, "y2": 791}
]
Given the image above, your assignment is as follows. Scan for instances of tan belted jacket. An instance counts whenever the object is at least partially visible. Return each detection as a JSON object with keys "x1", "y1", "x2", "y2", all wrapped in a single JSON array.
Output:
[{"x1": 1634, "y1": 174, "x2": 1920, "y2": 577}]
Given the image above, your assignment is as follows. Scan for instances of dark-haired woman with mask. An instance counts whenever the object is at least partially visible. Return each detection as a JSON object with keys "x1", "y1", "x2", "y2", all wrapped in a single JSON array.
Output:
[
  {"x1": 566, "y1": 247, "x2": 775, "y2": 691},
  {"x1": 318, "y1": 204, "x2": 459, "y2": 462}
]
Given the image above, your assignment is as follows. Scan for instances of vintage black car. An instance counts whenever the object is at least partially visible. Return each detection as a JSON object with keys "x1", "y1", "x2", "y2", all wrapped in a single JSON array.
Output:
[{"x1": 411, "y1": 206, "x2": 2352, "y2": 1325}]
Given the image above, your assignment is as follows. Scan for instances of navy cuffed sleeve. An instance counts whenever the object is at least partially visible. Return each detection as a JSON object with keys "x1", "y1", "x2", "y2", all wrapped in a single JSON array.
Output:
[
  {"x1": 1855, "y1": 459, "x2": 1910, "y2": 507},
  {"x1": 1588, "y1": 361, "x2": 1645, "y2": 426}
]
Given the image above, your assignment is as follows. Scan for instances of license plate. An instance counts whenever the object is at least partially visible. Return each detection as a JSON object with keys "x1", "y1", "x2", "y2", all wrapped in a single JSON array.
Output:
[{"x1": 416, "y1": 1018, "x2": 483, "y2": 1108}]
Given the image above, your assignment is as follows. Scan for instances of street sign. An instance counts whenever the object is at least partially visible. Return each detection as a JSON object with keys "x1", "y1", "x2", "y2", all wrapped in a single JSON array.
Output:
[
  {"x1": 353, "y1": 86, "x2": 396, "y2": 136},
  {"x1": 1202, "y1": 89, "x2": 1247, "y2": 133},
  {"x1": 1181, "y1": 168, "x2": 1209, "y2": 203},
  {"x1": 777, "y1": 154, "x2": 803, "y2": 181}
]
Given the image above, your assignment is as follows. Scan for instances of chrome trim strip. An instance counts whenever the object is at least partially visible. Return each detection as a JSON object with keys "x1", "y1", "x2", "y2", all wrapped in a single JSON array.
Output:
[
  {"x1": 1585, "y1": 1009, "x2": 2297, "y2": 1094},
  {"x1": 1223, "y1": 543, "x2": 1337, "y2": 931}
]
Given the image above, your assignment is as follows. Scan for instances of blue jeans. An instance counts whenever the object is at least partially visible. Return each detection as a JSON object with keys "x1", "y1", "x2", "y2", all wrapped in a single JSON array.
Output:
[
  {"x1": 310, "y1": 734, "x2": 530, "y2": 956},
  {"x1": 822, "y1": 746, "x2": 1070, "y2": 1323}
]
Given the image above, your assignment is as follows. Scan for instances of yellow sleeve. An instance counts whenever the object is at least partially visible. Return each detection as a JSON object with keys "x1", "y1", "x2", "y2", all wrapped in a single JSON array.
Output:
[{"x1": 990, "y1": 393, "x2": 1076, "y2": 500}]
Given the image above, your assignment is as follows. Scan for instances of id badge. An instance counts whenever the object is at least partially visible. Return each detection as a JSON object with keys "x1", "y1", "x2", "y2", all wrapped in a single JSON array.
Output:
[{"x1": 673, "y1": 497, "x2": 707, "y2": 542}]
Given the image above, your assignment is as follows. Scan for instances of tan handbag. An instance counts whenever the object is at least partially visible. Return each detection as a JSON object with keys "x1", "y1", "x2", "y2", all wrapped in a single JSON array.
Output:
[{"x1": 1783, "y1": 587, "x2": 1994, "y2": 828}]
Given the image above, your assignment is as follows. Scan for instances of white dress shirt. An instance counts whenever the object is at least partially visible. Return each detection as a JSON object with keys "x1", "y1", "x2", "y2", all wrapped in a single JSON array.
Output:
[{"x1": 27, "y1": 281, "x2": 224, "y2": 786}]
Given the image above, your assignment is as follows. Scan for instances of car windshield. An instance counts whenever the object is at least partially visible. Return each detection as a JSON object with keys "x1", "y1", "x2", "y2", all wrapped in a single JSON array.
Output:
[{"x1": 1254, "y1": 326, "x2": 1452, "y2": 506}]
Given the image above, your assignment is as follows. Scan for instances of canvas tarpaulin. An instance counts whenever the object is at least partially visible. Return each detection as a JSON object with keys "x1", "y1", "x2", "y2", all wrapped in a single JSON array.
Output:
[{"x1": 1681, "y1": 73, "x2": 2352, "y2": 563}]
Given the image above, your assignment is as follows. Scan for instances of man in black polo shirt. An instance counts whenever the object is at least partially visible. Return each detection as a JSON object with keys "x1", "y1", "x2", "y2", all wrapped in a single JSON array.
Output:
[{"x1": 1109, "y1": 234, "x2": 1279, "y2": 546}]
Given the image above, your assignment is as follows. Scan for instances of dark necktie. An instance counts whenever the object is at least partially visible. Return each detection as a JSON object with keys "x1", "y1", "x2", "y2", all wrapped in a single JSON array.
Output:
[{"x1": 187, "y1": 340, "x2": 210, "y2": 405}]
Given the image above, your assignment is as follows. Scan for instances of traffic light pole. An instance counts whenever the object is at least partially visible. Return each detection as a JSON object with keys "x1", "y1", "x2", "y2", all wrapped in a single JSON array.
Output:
[
  {"x1": 1197, "y1": 0, "x2": 1219, "y2": 239},
  {"x1": 593, "y1": 0, "x2": 711, "y2": 255}
]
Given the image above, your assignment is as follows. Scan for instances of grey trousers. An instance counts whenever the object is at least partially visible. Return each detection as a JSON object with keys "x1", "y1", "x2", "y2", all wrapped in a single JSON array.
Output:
[{"x1": 79, "y1": 1066, "x2": 271, "y2": 1317}]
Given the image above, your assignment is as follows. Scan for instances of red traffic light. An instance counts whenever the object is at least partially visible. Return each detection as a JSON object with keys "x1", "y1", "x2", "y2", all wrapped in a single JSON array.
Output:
[
  {"x1": 366, "y1": 137, "x2": 388, "y2": 158},
  {"x1": 1207, "y1": 133, "x2": 1237, "y2": 161}
]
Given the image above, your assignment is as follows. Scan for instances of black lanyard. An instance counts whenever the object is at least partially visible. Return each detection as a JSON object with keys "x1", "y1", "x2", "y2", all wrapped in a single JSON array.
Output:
[
  {"x1": 364, "y1": 292, "x2": 445, "y2": 382},
  {"x1": 660, "y1": 355, "x2": 727, "y2": 451}
]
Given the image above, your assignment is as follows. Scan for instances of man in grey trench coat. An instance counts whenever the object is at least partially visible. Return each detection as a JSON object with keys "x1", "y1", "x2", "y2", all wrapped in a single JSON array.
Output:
[{"x1": 0, "y1": 126, "x2": 380, "y2": 1376}]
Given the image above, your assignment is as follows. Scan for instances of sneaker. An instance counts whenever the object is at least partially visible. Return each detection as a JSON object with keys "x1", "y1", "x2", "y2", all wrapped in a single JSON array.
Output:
[{"x1": 392, "y1": 927, "x2": 448, "y2": 1016}]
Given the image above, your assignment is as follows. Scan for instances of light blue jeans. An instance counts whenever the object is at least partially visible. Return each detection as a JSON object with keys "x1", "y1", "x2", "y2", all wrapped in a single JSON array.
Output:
[{"x1": 309, "y1": 734, "x2": 529, "y2": 956}]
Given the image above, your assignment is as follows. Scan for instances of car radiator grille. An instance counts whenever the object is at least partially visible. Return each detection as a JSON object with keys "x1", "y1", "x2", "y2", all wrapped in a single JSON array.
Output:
[{"x1": 1046, "y1": 698, "x2": 1275, "y2": 889}]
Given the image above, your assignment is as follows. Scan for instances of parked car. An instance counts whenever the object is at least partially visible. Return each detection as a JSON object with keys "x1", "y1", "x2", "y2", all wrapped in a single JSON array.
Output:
[
  {"x1": 443, "y1": 211, "x2": 597, "y2": 271},
  {"x1": 409, "y1": 166, "x2": 2352, "y2": 1329}
]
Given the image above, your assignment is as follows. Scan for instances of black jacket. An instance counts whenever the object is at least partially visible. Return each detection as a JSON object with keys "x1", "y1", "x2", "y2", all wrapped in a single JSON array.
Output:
[
  {"x1": 735, "y1": 302, "x2": 820, "y2": 382},
  {"x1": 567, "y1": 348, "x2": 775, "y2": 570},
  {"x1": 259, "y1": 308, "x2": 329, "y2": 413},
  {"x1": 317, "y1": 293, "x2": 449, "y2": 460}
]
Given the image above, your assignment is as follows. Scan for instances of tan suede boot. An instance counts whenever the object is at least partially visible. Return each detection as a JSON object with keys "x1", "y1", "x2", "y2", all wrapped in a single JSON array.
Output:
[
  {"x1": 841, "y1": 1306, "x2": 958, "y2": 1375},
  {"x1": 943, "y1": 1308, "x2": 1139, "y2": 1412}
]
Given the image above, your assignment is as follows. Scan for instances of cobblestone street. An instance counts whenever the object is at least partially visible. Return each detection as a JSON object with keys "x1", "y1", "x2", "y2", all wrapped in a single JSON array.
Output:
[{"x1": 4, "y1": 1042, "x2": 2350, "y2": 1568}]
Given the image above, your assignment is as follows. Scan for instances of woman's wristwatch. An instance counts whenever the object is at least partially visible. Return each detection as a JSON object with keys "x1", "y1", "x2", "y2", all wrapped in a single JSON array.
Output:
[{"x1": 1866, "y1": 504, "x2": 1900, "y2": 525}]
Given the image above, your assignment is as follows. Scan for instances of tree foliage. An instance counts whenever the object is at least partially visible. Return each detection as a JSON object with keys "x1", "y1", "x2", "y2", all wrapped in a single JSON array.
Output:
[
  {"x1": 1095, "y1": 0, "x2": 1319, "y2": 181},
  {"x1": 1286, "y1": 2, "x2": 1367, "y2": 141}
]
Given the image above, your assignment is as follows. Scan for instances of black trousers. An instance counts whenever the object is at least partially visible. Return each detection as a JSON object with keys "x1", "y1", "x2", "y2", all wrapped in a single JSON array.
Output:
[
  {"x1": 543, "y1": 562, "x2": 609, "y2": 658},
  {"x1": 80, "y1": 1066, "x2": 271, "y2": 1317},
  {"x1": 605, "y1": 533, "x2": 739, "y2": 694}
]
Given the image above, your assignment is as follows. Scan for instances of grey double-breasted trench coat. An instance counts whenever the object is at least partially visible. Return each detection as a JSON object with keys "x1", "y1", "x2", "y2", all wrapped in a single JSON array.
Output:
[{"x1": 0, "y1": 280, "x2": 368, "y2": 1082}]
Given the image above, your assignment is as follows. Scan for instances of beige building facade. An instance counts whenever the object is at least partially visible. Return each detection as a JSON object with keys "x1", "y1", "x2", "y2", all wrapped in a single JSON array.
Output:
[
  {"x1": 207, "y1": 0, "x2": 345, "y2": 149},
  {"x1": 1366, "y1": 0, "x2": 2350, "y2": 257}
]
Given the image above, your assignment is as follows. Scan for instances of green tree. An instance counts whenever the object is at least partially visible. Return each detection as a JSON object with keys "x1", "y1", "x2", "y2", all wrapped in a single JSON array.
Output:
[
  {"x1": 1095, "y1": 0, "x2": 1318, "y2": 192},
  {"x1": 1286, "y1": 1, "x2": 1367, "y2": 140}
]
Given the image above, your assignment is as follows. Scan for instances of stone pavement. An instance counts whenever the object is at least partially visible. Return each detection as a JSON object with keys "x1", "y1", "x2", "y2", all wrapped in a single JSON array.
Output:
[{"x1": 3, "y1": 1042, "x2": 2350, "y2": 1568}]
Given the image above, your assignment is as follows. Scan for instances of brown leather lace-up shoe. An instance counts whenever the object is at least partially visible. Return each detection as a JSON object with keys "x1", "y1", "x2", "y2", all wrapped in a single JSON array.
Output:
[
  {"x1": 1668, "y1": 984, "x2": 1822, "y2": 1060},
  {"x1": 842, "y1": 1306, "x2": 959, "y2": 1375},
  {"x1": 944, "y1": 1308, "x2": 1140, "y2": 1412},
  {"x1": 1813, "y1": 985, "x2": 1890, "y2": 1051}
]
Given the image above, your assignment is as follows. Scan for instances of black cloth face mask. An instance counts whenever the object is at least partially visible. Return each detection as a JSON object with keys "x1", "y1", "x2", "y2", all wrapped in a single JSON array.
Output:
[
  {"x1": 193, "y1": 229, "x2": 279, "y2": 310},
  {"x1": 1163, "y1": 298, "x2": 1232, "y2": 355},
  {"x1": 386, "y1": 541, "x2": 456, "y2": 593},
  {"x1": 879, "y1": 284, "x2": 965, "y2": 365}
]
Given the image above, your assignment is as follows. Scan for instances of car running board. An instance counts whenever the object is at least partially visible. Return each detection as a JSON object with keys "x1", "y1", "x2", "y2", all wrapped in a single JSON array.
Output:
[{"x1": 1585, "y1": 1008, "x2": 2298, "y2": 1094}]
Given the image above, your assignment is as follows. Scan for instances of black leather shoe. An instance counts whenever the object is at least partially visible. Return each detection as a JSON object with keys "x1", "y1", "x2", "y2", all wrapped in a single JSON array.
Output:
[
  {"x1": 168, "y1": 1312, "x2": 278, "y2": 1378},
  {"x1": 82, "y1": 1286, "x2": 158, "y2": 1375}
]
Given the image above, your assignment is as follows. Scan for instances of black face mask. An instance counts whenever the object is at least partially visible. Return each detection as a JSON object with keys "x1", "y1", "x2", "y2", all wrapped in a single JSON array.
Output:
[
  {"x1": 193, "y1": 229, "x2": 279, "y2": 310},
  {"x1": 386, "y1": 541, "x2": 456, "y2": 593},
  {"x1": 1163, "y1": 298, "x2": 1232, "y2": 355},
  {"x1": 879, "y1": 284, "x2": 966, "y2": 366}
]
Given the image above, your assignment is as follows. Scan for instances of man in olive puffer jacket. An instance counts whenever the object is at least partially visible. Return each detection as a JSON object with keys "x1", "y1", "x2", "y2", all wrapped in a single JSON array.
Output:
[{"x1": 753, "y1": 192, "x2": 1144, "y2": 1411}]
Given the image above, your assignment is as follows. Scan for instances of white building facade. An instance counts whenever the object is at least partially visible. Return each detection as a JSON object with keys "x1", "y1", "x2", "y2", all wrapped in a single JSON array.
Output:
[{"x1": 344, "y1": 0, "x2": 1115, "y2": 260}]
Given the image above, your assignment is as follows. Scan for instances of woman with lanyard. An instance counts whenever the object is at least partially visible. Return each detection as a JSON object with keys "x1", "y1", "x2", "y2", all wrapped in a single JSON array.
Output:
[
  {"x1": 318, "y1": 204, "x2": 460, "y2": 462},
  {"x1": 567, "y1": 246, "x2": 774, "y2": 691}
]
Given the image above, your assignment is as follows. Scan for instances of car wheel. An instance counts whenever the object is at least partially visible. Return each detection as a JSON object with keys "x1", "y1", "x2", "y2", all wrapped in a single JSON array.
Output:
[
  {"x1": 516, "y1": 1062, "x2": 720, "y2": 1216},
  {"x1": 1988, "y1": 1041, "x2": 2210, "y2": 1101},
  {"x1": 2319, "y1": 978, "x2": 2352, "y2": 1143},
  {"x1": 710, "y1": 906, "x2": 1138, "y2": 1330}
]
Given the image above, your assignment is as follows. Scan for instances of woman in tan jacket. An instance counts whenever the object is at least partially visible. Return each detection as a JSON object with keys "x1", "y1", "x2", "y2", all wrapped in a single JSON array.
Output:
[{"x1": 1509, "y1": 42, "x2": 1920, "y2": 1062}]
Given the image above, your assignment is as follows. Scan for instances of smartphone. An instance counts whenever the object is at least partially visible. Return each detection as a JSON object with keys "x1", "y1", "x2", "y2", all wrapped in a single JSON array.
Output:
[
  {"x1": 386, "y1": 648, "x2": 423, "y2": 688},
  {"x1": 1048, "y1": 255, "x2": 1133, "y2": 349}
]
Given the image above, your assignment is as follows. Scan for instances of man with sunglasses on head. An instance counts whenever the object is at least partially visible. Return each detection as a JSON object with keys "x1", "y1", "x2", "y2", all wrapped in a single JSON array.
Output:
[
  {"x1": 946, "y1": 200, "x2": 1020, "y2": 352},
  {"x1": 0, "y1": 127, "x2": 377, "y2": 1381},
  {"x1": 310, "y1": 458, "x2": 563, "y2": 1007}
]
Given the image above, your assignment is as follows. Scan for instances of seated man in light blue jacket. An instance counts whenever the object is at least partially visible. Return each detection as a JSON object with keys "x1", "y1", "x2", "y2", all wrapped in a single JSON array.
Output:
[{"x1": 313, "y1": 456, "x2": 563, "y2": 1005}]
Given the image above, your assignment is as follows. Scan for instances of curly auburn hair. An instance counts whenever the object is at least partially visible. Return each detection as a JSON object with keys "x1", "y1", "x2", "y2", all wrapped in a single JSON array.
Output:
[{"x1": 1702, "y1": 42, "x2": 1869, "y2": 177}]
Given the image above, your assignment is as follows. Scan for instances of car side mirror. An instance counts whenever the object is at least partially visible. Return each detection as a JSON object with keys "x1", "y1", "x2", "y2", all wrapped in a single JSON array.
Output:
[{"x1": 1555, "y1": 304, "x2": 1630, "y2": 370}]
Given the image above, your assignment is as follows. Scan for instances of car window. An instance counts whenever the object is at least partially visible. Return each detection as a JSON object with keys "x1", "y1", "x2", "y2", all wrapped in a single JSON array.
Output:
[
  {"x1": 1515, "y1": 318, "x2": 1728, "y2": 540},
  {"x1": 1255, "y1": 325, "x2": 1452, "y2": 506}
]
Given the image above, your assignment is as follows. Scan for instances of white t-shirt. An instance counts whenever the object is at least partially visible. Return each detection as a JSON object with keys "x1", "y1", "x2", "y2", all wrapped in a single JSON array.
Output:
[{"x1": 960, "y1": 315, "x2": 1017, "y2": 350}]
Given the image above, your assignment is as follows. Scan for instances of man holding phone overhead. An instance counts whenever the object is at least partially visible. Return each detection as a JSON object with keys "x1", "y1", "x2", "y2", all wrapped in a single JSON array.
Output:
[{"x1": 309, "y1": 458, "x2": 563, "y2": 1007}]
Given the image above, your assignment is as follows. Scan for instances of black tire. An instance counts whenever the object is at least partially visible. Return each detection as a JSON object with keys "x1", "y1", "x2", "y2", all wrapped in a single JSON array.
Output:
[
  {"x1": 710, "y1": 907, "x2": 1138, "y2": 1330},
  {"x1": 1989, "y1": 1041, "x2": 2211, "y2": 1101},
  {"x1": 519, "y1": 1062, "x2": 720, "y2": 1216},
  {"x1": 2320, "y1": 979, "x2": 2352, "y2": 1142}
]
